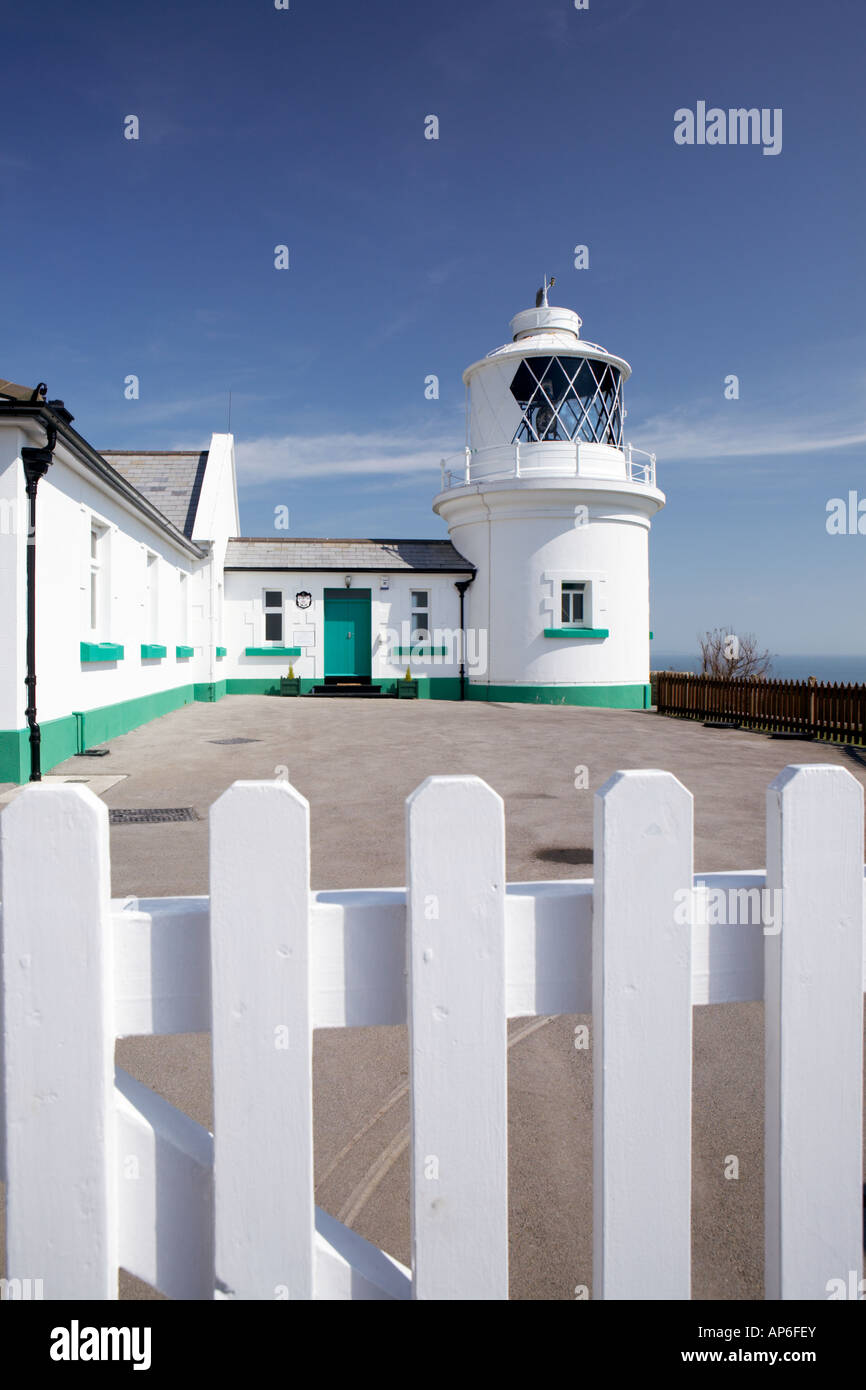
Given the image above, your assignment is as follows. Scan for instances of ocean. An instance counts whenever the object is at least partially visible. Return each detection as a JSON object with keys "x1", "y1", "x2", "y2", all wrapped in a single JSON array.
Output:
[{"x1": 651, "y1": 653, "x2": 866, "y2": 685}]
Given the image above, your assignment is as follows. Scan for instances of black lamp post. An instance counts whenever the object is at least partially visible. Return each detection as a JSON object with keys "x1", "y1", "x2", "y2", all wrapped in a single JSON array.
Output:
[
  {"x1": 454, "y1": 578, "x2": 474, "y2": 702},
  {"x1": 21, "y1": 419, "x2": 57, "y2": 781}
]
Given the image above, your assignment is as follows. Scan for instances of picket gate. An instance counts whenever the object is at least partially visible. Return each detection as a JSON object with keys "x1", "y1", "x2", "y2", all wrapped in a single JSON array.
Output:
[{"x1": 1, "y1": 765, "x2": 863, "y2": 1300}]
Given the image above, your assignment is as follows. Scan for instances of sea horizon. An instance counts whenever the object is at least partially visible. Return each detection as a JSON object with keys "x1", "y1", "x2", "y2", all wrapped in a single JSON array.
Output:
[{"x1": 651, "y1": 653, "x2": 866, "y2": 685}]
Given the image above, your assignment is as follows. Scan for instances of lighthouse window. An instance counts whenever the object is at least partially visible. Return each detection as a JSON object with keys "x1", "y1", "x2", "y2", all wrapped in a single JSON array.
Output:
[
  {"x1": 561, "y1": 582, "x2": 586, "y2": 625},
  {"x1": 510, "y1": 356, "x2": 623, "y2": 448},
  {"x1": 411, "y1": 590, "x2": 431, "y2": 642}
]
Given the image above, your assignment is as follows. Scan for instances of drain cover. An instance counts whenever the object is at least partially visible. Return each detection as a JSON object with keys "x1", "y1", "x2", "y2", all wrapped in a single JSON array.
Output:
[
  {"x1": 109, "y1": 807, "x2": 199, "y2": 825},
  {"x1": 208, "y1": 738, "x2": 261, "y2": 745}
]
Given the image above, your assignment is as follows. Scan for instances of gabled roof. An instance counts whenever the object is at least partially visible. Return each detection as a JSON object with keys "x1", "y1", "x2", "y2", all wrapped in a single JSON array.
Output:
[
  {"x1": 99, "y1": 451, "x2": 209, "y2": 539},
  {"x1": 223, "y1": 538, "x2": 475, "y2": 572}
]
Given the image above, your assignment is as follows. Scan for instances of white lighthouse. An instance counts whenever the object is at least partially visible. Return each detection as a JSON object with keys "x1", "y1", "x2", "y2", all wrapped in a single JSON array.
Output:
[{"x1": 433, "y1": 286, "x2": 665, "y2": 706}]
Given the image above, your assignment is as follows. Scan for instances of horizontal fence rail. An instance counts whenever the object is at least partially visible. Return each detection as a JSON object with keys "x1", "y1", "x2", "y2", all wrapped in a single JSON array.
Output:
[
  {"x1": 655, "y1": 670, "x2": 866, "y2": 745},
  {"x1": 1, "y1": 767, "x2": 864, "y2": 1300}
]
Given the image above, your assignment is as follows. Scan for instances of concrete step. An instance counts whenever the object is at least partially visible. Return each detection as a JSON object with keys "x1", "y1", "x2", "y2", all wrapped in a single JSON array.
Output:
[{"x1": 309, "y1": 685, "x2": 390, "y2": 698}]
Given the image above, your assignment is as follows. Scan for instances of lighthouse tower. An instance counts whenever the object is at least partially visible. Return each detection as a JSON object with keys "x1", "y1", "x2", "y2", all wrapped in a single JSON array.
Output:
[{"x1": 433, "y1": 287, "x2": 665, "y2": 705}]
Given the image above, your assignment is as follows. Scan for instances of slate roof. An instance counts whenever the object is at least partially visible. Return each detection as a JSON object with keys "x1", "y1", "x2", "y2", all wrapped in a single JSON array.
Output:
[
  {"x1": 223, "y1": 538, "x2": 475, "y2": 572},
  {"x1": 99, "y1": 451, "x2": 209, "y2": 538}
]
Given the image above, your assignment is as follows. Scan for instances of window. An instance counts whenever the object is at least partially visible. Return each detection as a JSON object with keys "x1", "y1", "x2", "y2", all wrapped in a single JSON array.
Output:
[
  {"x1": 410, "y1": 590, "x2": 430, "y2": 643},
  {"x1": 561, "y1": 581, "x2": 586, "y2": 626},
  {"x1": 509, "y1": 356, "x2": 623, "y2": 447},
  {"x1": 179, "y1": 572, "x2": 189, "y2": 643},
  {"x1": 89, "y1": 522, "x2": 108, "y2": 633},
  {"x1": 145, "y1": 552, "x2": 158, "y2": 641},
  {"x1": 264, "y1": 589, "x2": 283, "y2": 643}
]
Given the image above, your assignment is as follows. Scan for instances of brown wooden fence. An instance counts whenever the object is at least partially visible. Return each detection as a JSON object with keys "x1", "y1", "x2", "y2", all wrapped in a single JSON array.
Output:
[{"x1": 653, "y1": 671, "x2": 866, "y2": 745}]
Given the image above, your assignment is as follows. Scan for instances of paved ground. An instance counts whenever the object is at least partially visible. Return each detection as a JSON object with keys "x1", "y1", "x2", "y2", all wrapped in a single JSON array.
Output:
[{"x1": 2, "y1": 695, "x2": 865, "y2": 1300}]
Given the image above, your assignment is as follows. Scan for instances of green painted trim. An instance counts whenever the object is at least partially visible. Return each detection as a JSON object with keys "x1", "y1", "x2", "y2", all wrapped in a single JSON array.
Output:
[
  {"x1": 322, "y1": 587, "x2": 372, "y2": 597},
  {"x1": 393, "y1": 646, "x2": 449, "y2": 657},
  {"x1": 467, "y1": 683, "x2": 649, "y2": 708},
  {"x1": 74, "y1": 685, "x2": 196, "y2": 752},
  {"x1": 244, "y1": 646, "x2": 302, "y2": 657},
  {"x1": 543, "y1": 628, "x2": 609, "y2": 640},
  {"x1": 223, "y1": 676, "x2": 465, "y2": 700},
  {"x1": 0, "y1": 727, "x2": 29, "y2": 781},
  {"x1": 176, "y1": 645, "x2": 195, "y2": 659},
  {"x1": 194, "y1": 681, "x2": 227, "y2": 703},
  {"x1": 227, "y1": 677, "x2": 299, "y2": 695},
  {"x1": 81, "y1": 641, "x2": 124, "y2": 662},
  {"x1": 216, "y1": 647, "x2": 227, "y2": 659},
  {"x1": 649, "y1": 631, "x2": 654, "y2": 640},
  {"x1": 1, "y1": 686, "x2": 198, "y2": 783},
  {"x1": 0, "y1": 717, "x2": 81, "y2": 783},
  {"x1": 422, "y1": 677, "x2": 463, "y2": 700},
  {"x1": 141, "y1": 643, "x2": 167, "y2": 659}
]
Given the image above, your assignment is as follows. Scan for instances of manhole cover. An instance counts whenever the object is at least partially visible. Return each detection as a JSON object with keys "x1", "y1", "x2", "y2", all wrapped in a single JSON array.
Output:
[
  {"x1": 109, "y1": 807, "x2": 199, "y2": 825},
  {"x1": 208, "y1": 738, "x2": 261, "y2": 745}
]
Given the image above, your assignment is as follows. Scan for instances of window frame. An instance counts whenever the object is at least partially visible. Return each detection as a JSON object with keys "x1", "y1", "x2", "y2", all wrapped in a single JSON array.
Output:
[
  {"x1": 178, "y1": 571, "x2": 189, "y2": 644},
  {"x1": 145, "y1": 550, "x2": 159, "y2": 642},
  {"x1": 263, "y1": 588, "x2": 284, "y2": 645},
  {"x1": 410, "y1": 588, "x2": 431, "y2": 644},
  {"x1": 89, "y1": 520, "x2": 109, "y2": 636},
  {"x1": 561, "y1": 580, "x2": 587, "y2": 627}
]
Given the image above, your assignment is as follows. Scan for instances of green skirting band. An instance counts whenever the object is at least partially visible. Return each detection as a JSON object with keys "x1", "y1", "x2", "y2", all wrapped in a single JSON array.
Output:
[
  {"x1": 466, "y1": 682, "x2": 651, "y2": 708},
  {"x1": 0, "y1": 684, "x2": 207, "y2": 782}
]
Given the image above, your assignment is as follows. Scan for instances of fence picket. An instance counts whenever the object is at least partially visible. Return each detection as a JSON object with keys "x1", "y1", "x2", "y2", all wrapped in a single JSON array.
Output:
[
  {"x1": 764, "y1": 765, "x2": 864, "y2": 1298},
  {"x1": 593, "y1": 770, "x2": 694, "y2": 1299},
  {"x1": 407, "y1": 776, "x2": 509, "y2": 1300},
  {"x1": 2, "y1": 767, "x2": 865, "y2": 1302},
  {"x1": 209, "y1": 780, "x2": 314, "y2": 1299},
  {"x1": 1, "y1": 785, "x2": 116, "y2": 1297}
]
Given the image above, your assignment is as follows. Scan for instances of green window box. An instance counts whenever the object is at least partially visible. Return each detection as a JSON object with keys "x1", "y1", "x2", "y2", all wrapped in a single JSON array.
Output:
[
  {"x1": 141, "y1": 644, "x2": 167, "y2": 660},
  {"x1": 81, "y1": 642, "x2": 124, "y2": 663},
  {"x1": 393, "y1": 646, "x2": 448, "y2": 657},
  {"x1": 216, "y1": 647, "x2": 227, "y2": 659},
  {"x1": 543, "y1": 628, "x2": 609, "y2": 639},
  {"x1": 244, "y1": 646, "x2": 302, "y2": 657},
  {"x1": 176, "y1": 645, "x2": 195, "y2": 659}
]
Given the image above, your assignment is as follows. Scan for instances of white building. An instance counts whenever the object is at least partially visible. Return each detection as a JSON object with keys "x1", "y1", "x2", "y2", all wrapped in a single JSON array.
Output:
[{"x1": 0, "y1": 293, "x2": 664, "y2": 783}]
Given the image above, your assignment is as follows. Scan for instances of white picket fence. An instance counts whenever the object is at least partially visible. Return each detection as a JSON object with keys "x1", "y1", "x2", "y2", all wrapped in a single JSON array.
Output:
[{"x1": 1, "y1": 764, "x2": 864, "y2": 1300}]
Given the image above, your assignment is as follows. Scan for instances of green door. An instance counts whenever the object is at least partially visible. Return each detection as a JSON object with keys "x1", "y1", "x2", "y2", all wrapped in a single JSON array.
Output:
[{"x1": 323, "y1": 589, "x2": 372, "y2": 677}]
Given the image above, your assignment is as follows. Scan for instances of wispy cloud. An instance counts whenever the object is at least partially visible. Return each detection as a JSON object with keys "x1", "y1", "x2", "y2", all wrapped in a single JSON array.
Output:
[
  {"x1": 235, "y1": 429, "x2": 462, "y2": 484},
  {"x1": 631, "y1": 402, "x2": 866, "y2": 464}
]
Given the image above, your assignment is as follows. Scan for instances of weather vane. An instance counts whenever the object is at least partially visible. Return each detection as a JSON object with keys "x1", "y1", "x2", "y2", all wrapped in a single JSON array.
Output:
[{"x1": 535, "y1": 275, "x2": 556, "y2": 308}]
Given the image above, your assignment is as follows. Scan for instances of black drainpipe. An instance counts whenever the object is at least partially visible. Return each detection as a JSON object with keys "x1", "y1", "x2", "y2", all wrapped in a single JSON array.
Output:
[
  {"x1": 454, "y1": 577, "x2": 474, "y2": 702},
  {"x1": 21, "y1": 404, "x2": 58, "y2": 781}
]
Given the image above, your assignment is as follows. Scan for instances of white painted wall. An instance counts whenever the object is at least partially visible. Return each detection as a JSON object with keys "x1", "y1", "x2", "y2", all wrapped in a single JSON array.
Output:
[
  {"x1": 0, "y1": 428, "x2": 27, "y2": 729},
  {"x1": 189, "y1": 433, "x2": 240, "y2": 683},
  {"x1": 0, "y1": 420, "x2": 216, "y2": 733},
  {"x1": 436, "y1": 480, "x2": 660, "y2": 688},
  {"x1": 222, "y1": 571, "x2": 466, "y2": 682}
]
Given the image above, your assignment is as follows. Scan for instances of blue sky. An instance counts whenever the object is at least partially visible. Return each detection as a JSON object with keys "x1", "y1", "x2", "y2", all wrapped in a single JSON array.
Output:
[{"x1": 2, "y1": 0, "x2": 864, "y2": 656}]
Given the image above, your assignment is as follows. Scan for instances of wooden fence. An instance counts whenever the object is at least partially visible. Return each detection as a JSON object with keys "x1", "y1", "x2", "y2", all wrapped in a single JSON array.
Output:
[
  {"x1": 654, "y1": 671, "x2": 866, "y2": 744},
  {"x1": 1, "y1": 768, "x2": 864, "y2": 1300}
]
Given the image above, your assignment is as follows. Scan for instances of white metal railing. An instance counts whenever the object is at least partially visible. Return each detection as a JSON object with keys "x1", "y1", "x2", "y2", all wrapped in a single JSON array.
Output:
[
  {"x1": 1, "y1": 766, "x2": 863, "y2": 1300},
  {"x1": 439, "y1": 442, "x2": 656, "y2": 491}
]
